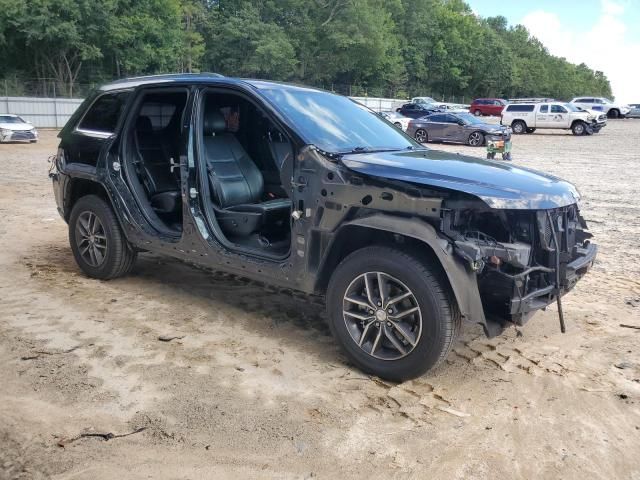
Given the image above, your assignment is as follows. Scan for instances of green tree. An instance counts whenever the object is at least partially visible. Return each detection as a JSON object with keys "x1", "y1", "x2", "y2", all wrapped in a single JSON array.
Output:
[{"x1": 0, "y1": 0, "x2": 613, "y2": 100}]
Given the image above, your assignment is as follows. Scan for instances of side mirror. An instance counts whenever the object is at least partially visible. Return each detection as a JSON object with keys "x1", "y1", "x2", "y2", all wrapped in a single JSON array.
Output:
[{"x1": 458, "y1": 120, "x2": 465, "y2": 126}]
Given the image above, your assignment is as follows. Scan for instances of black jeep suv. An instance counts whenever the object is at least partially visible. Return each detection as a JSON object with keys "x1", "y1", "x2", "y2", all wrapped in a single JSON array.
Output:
[{"x1": 50, "y1": 74, "x2": 597, "y2": 381}]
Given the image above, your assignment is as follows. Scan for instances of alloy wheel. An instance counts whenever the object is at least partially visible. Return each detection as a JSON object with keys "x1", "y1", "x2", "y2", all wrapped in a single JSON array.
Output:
[
  {"x1": 415, "y1": 129, "x2": 428, "y2": 143},
  {"x1": 468, "y1": 132, "x2": 483, "y2": 146},
  {"x1": 342, "y1": 272, "x2": 422, "y2": 360},
  {"x1": 75, "y1": 211, "x2": 108, "y2": 267}
]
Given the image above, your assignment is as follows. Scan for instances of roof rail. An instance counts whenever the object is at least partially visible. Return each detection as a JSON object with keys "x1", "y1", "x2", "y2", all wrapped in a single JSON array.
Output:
[
  {"x1": 508, "y1": 98, "x2": 556, "y2": 104},
  {"x1": 109, "y1": 72, "x2": 224, "y2": 84}
]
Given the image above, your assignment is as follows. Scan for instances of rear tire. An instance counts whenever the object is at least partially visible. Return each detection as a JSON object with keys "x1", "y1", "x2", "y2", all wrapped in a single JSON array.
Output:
[
  {"x1": 69, "y1": 195, "x2": 137, "y2": 280},
  {"x1": 511, "y1": 120, "x2": 526, "y2": 134},
  {"x1": 526, "y1": 128, "x2": 536, "y2": 134},
  {"x1": 474, "y1": 109, "x2": 482, "y2": 116},
  {"x1": 326, "y1": 246, "x2": 460, "y2": 381},
  {"x1": 414, "y1": 128, "x2": 428, "y2": 143}
]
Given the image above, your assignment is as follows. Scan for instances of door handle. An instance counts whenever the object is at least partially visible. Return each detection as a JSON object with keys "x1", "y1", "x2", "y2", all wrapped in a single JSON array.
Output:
[{"x1": 291, "y1": 176, "x2": 307, "y2": 189}]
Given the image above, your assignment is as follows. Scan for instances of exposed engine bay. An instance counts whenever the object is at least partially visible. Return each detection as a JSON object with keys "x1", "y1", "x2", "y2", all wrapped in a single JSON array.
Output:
[{"x1": 441, "y1": 202, "x2": 597, "y2": 333}]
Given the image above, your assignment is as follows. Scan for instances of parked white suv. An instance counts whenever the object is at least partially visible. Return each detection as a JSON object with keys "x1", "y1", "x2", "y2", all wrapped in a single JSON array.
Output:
[
  {"x1": 501, "y1": 102, "x2": 607, "y2": 135},
  {"x1": 570, "y1": 97, "x2": 630, "y2": 119}
]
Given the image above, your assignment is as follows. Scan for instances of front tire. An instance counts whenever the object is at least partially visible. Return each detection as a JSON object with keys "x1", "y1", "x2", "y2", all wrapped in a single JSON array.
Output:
[
  {"x1": 572, "y1": 121, "x2": 586, "y2": 135},
  {"x1": 69, "y1": 195, "x2": 137, "y2": 280},
  {"x1": 326, "y1": 246, "x2": 459, "y2": 381},
  {"x1": 468, "y1": 131, "x2": 484, "y2": 146},
  {"x1": 526, "y1": 128, "x2": 536, "y2": 134},
  {"x1": 474, "y1": 109, "x2": 482, "y2": 116},
  {"x1": 608, "y1": 109, "x2": 620, "y2": 119}
]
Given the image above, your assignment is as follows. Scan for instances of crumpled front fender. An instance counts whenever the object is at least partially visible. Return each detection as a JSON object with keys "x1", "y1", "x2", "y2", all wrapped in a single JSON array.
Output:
[{"x1": 341, "y1": 214, "x2": 489, "y2": 331}]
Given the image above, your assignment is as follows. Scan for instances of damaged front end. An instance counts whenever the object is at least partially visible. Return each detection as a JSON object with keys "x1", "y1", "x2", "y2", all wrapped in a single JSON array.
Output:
[{"x1": 442, "y1": 202, "x2": 597, "y2": 335}]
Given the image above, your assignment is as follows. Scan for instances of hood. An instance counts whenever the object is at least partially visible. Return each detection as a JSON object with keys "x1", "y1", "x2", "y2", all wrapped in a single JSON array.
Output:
[
  {"x1": 0, "y1": 122, "x2": 34, "y2": 131},
  {"x1": 340, "y1": 149, "x2": 580, "y2": 210}
]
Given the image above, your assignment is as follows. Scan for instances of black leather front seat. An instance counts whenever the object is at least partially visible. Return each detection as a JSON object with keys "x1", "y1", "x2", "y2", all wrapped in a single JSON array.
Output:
[{"x1": 203, "y1": 110, "x2": 291, "y2": 236}]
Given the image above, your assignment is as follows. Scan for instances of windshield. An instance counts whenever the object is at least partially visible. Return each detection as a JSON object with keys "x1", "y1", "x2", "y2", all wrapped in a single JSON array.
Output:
[
  {"x1": 261, "y1": 88, "x2": 418, "y2": 153},
  {"x1": 0, "y1": 116, "x2": 25, "y2": 124},
  {"x1": 564, "y1": 103, "x2": 582, "y2": 112},
  {"x1": 457, "y1": 113, "x2": 483, "y2": 124}
]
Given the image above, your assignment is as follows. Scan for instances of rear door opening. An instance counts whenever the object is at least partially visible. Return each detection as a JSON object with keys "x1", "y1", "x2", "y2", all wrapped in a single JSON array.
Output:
[{"x1": 121, "y1": 88, "x2": 189, "y2": 236}]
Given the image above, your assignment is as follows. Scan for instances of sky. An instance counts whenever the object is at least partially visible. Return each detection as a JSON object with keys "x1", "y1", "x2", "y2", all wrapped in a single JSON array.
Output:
[{"x1": 466, "y1": 0, "x2": 640, "y2": 103}]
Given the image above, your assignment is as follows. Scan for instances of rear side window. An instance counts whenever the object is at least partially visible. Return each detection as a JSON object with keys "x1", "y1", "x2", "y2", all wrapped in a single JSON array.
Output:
[
  {"x1": 78, "y1": 92, "x2": 130, "y2": 133},
  {"x1": 139, "y1": 102, "x2": 178, "y2": 130},
  {"x1": 540, "y1": 105, "x2": 549, "y2": 113},
  {"x1": 506, "y1": 104, "x2": 535, "y2": 112}
]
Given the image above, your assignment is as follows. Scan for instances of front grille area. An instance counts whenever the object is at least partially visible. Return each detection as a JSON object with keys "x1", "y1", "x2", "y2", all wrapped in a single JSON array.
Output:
[
  {"x1": 11, "y1": 130, "x2": 36, "y2": 140},
  {"x1": 538, "y1": 208, "x2": 563, "y2": 251}
]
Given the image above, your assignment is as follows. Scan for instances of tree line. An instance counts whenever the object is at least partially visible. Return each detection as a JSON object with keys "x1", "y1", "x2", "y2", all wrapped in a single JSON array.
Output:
[{"x1": 0, "y1": 0, "x2": 612, "y2": 100}]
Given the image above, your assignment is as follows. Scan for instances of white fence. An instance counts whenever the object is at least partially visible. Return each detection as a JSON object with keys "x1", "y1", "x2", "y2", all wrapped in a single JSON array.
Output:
[
  {"x1": 1, "y1": 95, "x2": 407, "y2": 129},
  {"x1": 1, "y1": 97, "x2": 84, "y2": 128},
  {"x1": 350, "y1": 96, "x2": 407, "y2": 112}
]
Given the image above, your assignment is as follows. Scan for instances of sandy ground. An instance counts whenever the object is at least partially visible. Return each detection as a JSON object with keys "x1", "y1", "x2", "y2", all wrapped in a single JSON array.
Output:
[{"x1": 1, "y1": 122, "x2": 639, "y2": 480}]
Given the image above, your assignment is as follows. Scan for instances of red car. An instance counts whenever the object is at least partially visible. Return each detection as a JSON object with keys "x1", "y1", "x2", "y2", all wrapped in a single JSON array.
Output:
[{"x1": 469, "y1": 98, "x2": 507, "y2": 116}]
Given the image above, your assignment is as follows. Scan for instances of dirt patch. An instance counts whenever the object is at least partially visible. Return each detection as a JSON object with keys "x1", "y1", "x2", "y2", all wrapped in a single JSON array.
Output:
[{"x1": 1, "y1": 124, "x2": 639, "y2": 479}]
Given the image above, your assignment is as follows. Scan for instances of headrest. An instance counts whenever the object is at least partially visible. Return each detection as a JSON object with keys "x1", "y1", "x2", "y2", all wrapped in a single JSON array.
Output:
[
  {"x1": 203, "y1": 110, "x2": 226, "y2": 135},
  {"x1": 136, "y1": 115, "x2": 153, "y2": 133}
]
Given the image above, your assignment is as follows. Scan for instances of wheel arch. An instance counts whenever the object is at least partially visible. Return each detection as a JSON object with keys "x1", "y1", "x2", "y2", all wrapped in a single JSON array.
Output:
[
  {"x1": 314, "y1": 214, "x2": 487, "y2": 329},
  {"x1": 64, "y1": 177, "x2": 111, "y2": 221}
]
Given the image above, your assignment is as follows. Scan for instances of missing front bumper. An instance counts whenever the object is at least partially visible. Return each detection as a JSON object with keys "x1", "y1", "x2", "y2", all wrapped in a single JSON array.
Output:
[{"x1": 510, "y1": 242, "x2": 597, "y2": 321}]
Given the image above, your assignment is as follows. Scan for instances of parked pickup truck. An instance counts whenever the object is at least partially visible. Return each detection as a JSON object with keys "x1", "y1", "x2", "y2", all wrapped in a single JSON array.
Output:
[{"x1": 501, "y1": 102, "x2": 607, "y2": 135}]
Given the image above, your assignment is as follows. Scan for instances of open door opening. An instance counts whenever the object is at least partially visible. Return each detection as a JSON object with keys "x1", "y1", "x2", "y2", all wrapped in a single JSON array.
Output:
[
  {"x1": 123, "y1": 89, "x2": 188, "y2": 235},
  {"x1": 198, "y1": 91, "x2": 293, "y2": 257}
]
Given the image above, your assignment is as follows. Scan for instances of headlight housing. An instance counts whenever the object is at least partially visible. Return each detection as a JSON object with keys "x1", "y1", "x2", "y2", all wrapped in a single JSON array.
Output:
[{"x1": 1, "y1": 128, "x2": 11, "y2": 136}]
